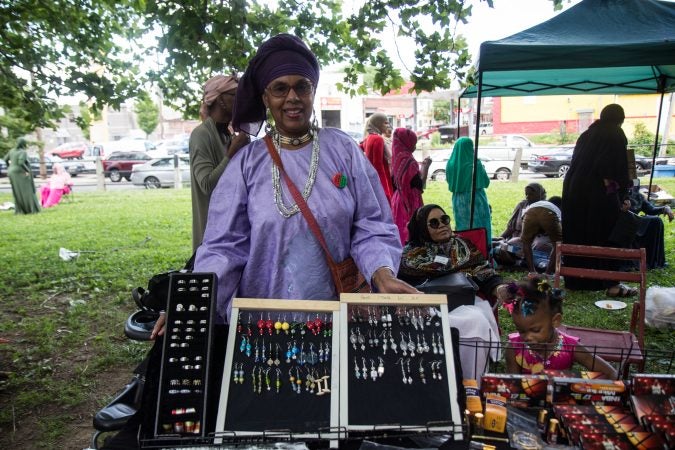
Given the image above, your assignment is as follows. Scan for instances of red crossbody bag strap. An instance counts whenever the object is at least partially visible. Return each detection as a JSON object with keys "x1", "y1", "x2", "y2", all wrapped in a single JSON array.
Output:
[{"x1": 263, "y1": 135, "x2": 339, "y2": 269}]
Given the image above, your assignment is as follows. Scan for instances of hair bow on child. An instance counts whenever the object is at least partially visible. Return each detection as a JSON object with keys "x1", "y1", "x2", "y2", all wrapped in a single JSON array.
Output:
[{"x1": 501, "y1": 282, "x2": 523, "y2": 315}]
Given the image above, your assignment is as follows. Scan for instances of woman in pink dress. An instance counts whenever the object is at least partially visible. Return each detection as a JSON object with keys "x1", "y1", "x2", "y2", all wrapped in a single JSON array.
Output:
[
  {"x1": 40, "y1": 163, "x2": 73, "y2": 208},
  {"x1": 390, "y1": 128, "x2": 431, "y2": 244}
]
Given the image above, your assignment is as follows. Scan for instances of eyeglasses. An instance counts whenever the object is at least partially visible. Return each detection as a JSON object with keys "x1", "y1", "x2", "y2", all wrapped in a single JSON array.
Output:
[
  {"x1": 266, "y1": 80, "x2": 314, "y2": 98},
  {"x1": 427, "y1": 215, "x2": 451, "y2": 229}
]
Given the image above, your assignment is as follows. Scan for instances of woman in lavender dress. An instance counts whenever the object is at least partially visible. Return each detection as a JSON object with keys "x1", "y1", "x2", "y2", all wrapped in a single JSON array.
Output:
[{"x1": 192, "y1": 33, "x2": 418, "y2": 326}]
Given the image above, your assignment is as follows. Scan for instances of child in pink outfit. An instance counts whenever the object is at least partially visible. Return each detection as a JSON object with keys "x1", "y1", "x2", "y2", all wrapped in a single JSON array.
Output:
[
  {"x1": 40, "y1": 163, "x2": 72, "y2": 208},
  {"x1": 504, "y1": 276, "x2": 617, "y2": 378}
]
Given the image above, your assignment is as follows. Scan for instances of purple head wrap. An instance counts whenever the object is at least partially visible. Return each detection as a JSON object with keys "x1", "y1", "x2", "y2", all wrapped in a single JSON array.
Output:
[{"x1": 232, "y1": 34, "x2": 320, "y2": 136}]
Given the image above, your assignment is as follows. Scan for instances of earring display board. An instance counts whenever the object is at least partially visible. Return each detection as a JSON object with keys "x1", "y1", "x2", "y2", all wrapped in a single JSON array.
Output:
[
  {"x1": 215, "y1": 298, "x2": 340, "y2": 440},
  {"x1": 339, "y1": 293, "x2": 462, "y2": 438},
  {"x1": 154, "y1": 272, "x2": 217, "y2": 438}
]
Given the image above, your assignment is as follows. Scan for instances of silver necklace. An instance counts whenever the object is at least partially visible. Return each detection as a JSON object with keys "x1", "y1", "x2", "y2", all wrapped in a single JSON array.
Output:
[{"x1": 271, "y1": 129, "x2": 320, "y2": 218}]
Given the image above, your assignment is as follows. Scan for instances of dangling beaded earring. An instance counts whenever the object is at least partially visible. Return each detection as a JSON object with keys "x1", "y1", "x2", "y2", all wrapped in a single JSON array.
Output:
[{"x1": 265, "y1": 108, "x2": 274, "y2": 135}]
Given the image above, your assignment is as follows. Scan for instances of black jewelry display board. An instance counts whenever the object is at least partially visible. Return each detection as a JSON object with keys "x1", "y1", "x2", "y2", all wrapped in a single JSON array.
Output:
[
  {"x1": 154, "y1": 272, "x2": 217, "y2": 438},
  {"x1": 339, "y1": 294, "x2": 462, "y2": 438},
  {"x1": 215, "y1": 298, "x2": 340, "y2": 440}
]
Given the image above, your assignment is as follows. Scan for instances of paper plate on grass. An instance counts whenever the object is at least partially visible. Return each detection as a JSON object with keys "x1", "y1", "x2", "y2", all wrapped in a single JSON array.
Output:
[{"x1": 595, "y1": 300, "x2": 627, "y2": 310}]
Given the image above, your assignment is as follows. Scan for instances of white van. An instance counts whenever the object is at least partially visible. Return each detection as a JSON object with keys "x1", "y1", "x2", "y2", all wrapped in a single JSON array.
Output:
[{"x1": 89, "y1": 139, "x2": 156, "y2": 158}]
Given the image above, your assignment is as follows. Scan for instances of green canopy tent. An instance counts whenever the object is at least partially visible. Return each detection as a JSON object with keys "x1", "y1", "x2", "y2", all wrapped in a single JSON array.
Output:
[{"x1": 461, "y1": 0, "x2": 675, "y2": 226}]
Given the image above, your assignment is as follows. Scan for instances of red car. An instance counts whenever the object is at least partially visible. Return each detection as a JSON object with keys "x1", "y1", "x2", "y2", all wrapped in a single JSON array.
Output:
[
  {"x1": 416, "y1": 127, "x2": 439, "y2": 140},
  {"x1": 48, "y1": 142, "x2": 90, "y2": 159},
  {"x1": 102, "y1": 151, "x2": 153, "y2": 182}
]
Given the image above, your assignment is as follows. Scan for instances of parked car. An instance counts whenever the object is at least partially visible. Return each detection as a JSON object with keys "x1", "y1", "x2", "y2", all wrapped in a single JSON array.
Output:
[
  {"x1": 90, "y1": 139, "x2": 157, "y2": 159},
  {"x1": 341, "y1": 130, "x2": 363, "y2": 142},
  {"x1": 47, "y1": 142, "x2": 90, "y2": 159},
  {"x1": 477, "y1": 134, "x2": 542, "y2": 169},
  {"x1": 417, "y1": 149, "x2": 513, "y2": 182},
  {"x1": 478, "y1": 122, "x2": 494, "y2": 135},
  {"x1": 102, "y1": 151, "x2": 153, "y2": 182},
  {"x1": 0, "y1": 159, "x2": 6, "y2": 177},
  {"x1": 527, "y1": 148, "x2": 575, "y2": 178},
  {"x1": 416, "y1": 127, "x2": 439, "y2": 140},
  {"x1": 437, "y1": 125, "x2": 469, "y2": 144},
  {"x1": 154, "y1": 136, "x2": 190, "y2": 155},
  {"x1": 130, "y1": 156, "x2": 191, "y2": 189},
  {"x1": 26, "y1": 155, "x2": 85, "y2": 177},
  {"x1": 528, "y1": 147, "x2": 666, "y2": 178}
]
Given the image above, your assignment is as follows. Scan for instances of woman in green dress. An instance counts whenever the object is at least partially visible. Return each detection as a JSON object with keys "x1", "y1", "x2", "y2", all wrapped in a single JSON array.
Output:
[
  {"x1": 445, "y1": 137, "x2": 492, "y2": 249},
  {"x1": 5, "y1": 138, "x2": 40, "y2": 214}
]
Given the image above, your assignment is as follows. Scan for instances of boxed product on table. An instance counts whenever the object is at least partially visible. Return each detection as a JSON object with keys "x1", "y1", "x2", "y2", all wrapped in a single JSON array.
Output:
[
  {"x1": 631, "y1": 374, "x2": 675, "y2": 396},
  {"x1": 548, "y1": 377, "x2": 627, "y2": 405},
  {"x1": 578, "y1": 432, "x2": 633, "y2": 450},
  {"x1": 647, "y1": 417, "x2": 675, "y2": 448},
  {"x1": 630, "y1": 395, "x2": 675, "y2": 425},
  {"x1": 624, "y1": 431, "x2": 669, "y2": 449},
  {"x1": 561, "y1": 412, "x2": 644, "y2": 445},
  {"x1": 553, "y1": 403, "x2": 629, "y2": 417},
  {"x1": 580, "y1": 431, "x2": 669, "y2": 449},
  {"x1": 480, "y1": 373, "x2": 547, "y2": 408},
  {"x1": 543, "y1": 369, "x2": 607, "y2": 379}
]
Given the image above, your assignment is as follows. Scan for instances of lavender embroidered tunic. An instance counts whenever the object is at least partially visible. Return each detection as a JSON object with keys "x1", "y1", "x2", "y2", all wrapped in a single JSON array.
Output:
[{"x1": 195, "y1": 128, "x2": 401, "y2": 324}]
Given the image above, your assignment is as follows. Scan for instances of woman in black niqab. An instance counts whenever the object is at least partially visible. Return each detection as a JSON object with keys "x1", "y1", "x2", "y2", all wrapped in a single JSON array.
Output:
[{"x1": 561, "y1": 104, "x2": 633, "y2": 293}]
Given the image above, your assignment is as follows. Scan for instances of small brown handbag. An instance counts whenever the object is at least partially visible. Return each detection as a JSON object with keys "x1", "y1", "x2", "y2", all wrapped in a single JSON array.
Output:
[{"x1": 264, "y1": 136, "x2": 370, "y2": 294}]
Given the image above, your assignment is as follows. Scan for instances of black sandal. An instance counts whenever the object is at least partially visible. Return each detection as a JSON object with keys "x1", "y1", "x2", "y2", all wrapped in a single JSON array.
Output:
[{"x1": 605, "y1": 284, "x2": 637, "y2": 298}]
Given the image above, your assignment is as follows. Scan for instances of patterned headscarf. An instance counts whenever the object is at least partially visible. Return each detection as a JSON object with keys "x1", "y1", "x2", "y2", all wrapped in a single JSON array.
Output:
[{"x1": 232, "y1": 33, "x2": 320, "y2": 136}]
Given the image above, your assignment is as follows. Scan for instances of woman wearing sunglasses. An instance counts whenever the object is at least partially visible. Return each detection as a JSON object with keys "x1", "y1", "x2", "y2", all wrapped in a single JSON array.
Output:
[
  {"x1": 399, "y1": 204, "x2": 510, "y2": 302},
  {"x1": 194, "y1": 33, "x2": 417, "y2": 326},
  {"x1": 398, "y1": 204, "x2": 513, "y2": 380}
]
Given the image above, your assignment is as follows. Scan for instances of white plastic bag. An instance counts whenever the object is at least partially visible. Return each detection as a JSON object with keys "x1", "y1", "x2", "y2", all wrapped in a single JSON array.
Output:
[{"x1": 645, "y1": 286, "x2": 675, "y2": 329}]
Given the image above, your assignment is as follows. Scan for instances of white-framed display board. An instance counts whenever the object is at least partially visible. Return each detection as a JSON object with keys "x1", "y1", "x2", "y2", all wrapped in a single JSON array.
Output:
[
  {"x1": 339, "y1": 293, "x2": 462, "y2": 439},
  {"x1": 215, "y1": 298, "x2": 340, "y2": 441}
]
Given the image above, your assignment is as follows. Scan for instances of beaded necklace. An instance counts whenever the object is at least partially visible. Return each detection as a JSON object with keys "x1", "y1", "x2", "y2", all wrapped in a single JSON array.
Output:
[
  {"x1": 270, "y1": 128, "x2": 320, "y2": 218},
  {"x1": 277, "y1": 132, "x2": 312, "y2": 147}
]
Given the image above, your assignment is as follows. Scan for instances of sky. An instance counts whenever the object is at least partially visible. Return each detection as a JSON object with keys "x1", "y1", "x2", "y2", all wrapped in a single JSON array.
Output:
[{"x1": 379, "y1": 0, "x2": 582, "y2": 78}]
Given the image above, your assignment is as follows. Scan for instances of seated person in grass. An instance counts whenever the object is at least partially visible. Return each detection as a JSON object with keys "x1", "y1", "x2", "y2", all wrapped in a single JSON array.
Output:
[
  {"x1": 504, "y1": 276, "x2": 617, "y2": 379},
  {"x1": 494, "y1": 183, "x2": 555, "y2": 271},
  {"x1": 518, "y1": 195, "x2": 562, "y2": 275},
  {"x1": 627, "y1": 184, "x2": 673, "y2": 269}
]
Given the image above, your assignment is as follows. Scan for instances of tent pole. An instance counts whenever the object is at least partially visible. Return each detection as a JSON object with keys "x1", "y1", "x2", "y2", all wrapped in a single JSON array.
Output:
[
  {"x1": 647, "y1": 77, "x2": 666, "y2": 194},
  {"x1": 470, "y1": 72, "x2": 484, "y2": 229},
  {"x1": 456, "y1": 95, "x2": 461, "y2": 140}
]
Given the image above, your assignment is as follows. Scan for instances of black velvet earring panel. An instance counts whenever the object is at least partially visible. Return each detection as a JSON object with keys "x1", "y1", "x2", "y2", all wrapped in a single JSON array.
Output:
[
  {"x1": 346, "y1": 304, "x2": 453, "y2": 426},
  {"x1": 155, "y1": 273, "x2": 216, "y2": 437},
  {"x1": 223, "y1": 309, "x2": 335, "y2": 433}
]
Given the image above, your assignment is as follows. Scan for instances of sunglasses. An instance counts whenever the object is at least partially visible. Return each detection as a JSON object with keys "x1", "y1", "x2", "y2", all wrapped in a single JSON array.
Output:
[
  {"x1": 266, "y1": 80, "x2": 314, "y2": 98},
  {"x1": 427, "y1": 215, "x2": 451, "y2": 229}
]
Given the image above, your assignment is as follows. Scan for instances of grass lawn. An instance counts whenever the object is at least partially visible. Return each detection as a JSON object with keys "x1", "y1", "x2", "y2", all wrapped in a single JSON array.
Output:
[{"x1": 0, "y1": 176, "x2": 674, "y2": 448}]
